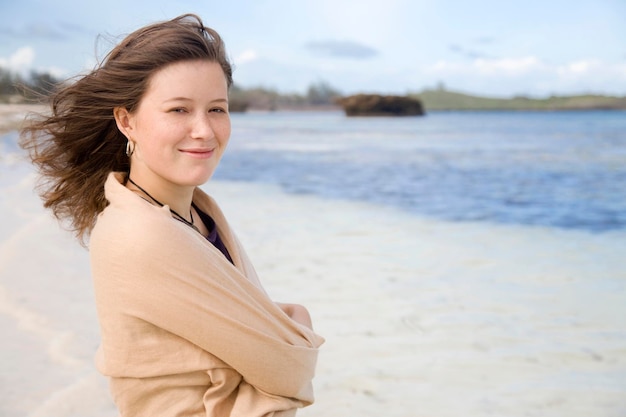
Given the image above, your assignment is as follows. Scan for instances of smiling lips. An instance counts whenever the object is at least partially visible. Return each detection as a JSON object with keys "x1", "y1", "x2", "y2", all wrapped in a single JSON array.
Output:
[{"x1": 180, "y1": 148, "x2": 215, "y2": 159}]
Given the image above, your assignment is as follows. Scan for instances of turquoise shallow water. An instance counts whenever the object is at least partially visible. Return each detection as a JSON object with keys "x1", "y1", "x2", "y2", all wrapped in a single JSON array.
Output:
[{"x1": 217, "y1": 110, "x2": 626, "y2": 232}]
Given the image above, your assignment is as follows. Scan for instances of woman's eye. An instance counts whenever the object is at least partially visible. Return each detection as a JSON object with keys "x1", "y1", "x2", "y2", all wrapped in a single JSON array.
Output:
[
  {"x1": 211, "y1": 108, "x2": 227, "y2": 113},
  {"x1": 171, "y1": 108, "x2": 187, "y2": 113}
]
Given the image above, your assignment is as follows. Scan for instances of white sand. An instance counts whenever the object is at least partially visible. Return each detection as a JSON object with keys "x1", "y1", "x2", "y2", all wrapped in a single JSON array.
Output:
[{"x1": 1, "y1": 124, "x2": 625, "y2": 416}]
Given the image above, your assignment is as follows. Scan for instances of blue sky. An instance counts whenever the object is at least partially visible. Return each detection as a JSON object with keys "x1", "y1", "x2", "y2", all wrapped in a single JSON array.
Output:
[{"x1": 1, "y1": 0, "x2": 625, "y2": 97}]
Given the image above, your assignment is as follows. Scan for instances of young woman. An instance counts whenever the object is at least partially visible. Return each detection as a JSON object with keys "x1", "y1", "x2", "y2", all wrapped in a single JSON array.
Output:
[{"x1": 20, "y1": 14, "x2": 323, "y2": 417}]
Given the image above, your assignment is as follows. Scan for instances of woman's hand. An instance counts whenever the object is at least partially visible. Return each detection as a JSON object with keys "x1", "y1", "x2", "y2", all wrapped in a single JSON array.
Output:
[{"x1": 276, "y1": 302, "x2": 313, "y2": 330}]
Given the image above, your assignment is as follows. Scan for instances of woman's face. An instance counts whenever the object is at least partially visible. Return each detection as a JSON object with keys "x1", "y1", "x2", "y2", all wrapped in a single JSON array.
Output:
[{"x1": 117, "y1": 60, "x2": 231, "y2": 190}]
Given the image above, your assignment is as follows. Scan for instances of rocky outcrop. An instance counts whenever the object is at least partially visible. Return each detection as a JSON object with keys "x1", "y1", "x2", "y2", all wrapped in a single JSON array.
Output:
[{"x1": 336, "y1": 94, "x2": 425, "y2": 116}]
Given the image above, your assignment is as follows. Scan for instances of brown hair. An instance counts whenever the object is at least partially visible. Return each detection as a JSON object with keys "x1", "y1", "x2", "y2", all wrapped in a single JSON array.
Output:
[{"x1": 19, "y1": 14, "x2": 233, "y2": 245}]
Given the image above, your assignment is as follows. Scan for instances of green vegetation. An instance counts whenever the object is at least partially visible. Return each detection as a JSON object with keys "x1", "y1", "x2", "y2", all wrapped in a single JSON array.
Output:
[
  {"x1": 2, "y1": 66, "x2": 624, "y2": 112},
  {"x1": 234, "y1": 84, "x2": 626, "y2": 112},
  {"x1": 0, "y1": 67, "x2": 344, "y2": 111},
  {"x1": 0, "y1": 67, "x2": 62, "y2": 103},
  {"x1": 410, "y1": 87, "x2": 626, "y2": 111},
  {"x1": 229, "y1": 80, "x2": 342, "y2": 111}
]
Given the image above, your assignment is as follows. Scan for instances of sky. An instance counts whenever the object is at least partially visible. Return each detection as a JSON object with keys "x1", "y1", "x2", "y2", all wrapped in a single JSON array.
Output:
[{"x1": 1, "y1": 0, "x2": 625, "y2": 97}]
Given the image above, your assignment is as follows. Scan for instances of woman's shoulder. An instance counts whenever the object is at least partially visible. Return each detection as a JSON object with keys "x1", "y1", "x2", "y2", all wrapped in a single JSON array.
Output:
[{"x1": 90, "y1": 173, "x2": 183, "y2": 253}]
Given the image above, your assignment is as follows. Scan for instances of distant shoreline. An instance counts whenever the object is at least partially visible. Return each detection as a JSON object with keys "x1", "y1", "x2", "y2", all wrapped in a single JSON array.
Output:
[
  {"x1": 1, "y1": 99, "x2": 624, "y2": 135},
  {"x1": 411, "y1": 89, "x2": 626, "y2": 112}
]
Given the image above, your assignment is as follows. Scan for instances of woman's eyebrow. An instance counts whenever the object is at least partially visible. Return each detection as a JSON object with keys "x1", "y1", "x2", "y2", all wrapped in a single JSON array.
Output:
[{"x1": 163, "y1": 97, "x2": 228, "y2": 103}]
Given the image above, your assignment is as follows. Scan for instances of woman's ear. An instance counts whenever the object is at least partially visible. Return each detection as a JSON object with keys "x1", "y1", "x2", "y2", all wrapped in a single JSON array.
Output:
[{"x1": 113, "y1": 107, "x2": 133, "y2": 139}]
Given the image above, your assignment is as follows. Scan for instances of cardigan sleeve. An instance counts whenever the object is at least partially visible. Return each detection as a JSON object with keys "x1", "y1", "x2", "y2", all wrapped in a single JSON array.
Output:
[{"x1": 90, "y1": 194, "x2": 323, "y2": 403}]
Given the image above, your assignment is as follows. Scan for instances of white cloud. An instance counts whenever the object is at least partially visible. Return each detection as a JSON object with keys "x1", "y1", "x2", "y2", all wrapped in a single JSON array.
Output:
[
  {"x1": 234, "y1": 50, "x2": 259, "y2": 65},
  {"x1": 0, "y1": 46, "x2": 35, "y2": 74},
  {"x1": 45, "y1": 66, "x2": 68, "y2": 79},
  {"x1": 0, "y1": 47, "x2": 72, "y2": 79},
  {"x1": 424, "y1": 56, "x2": 626, "y2": 96},
  {"x1": 473, "y1": 56, "x2": 544, "y2": 75},
  {"x1": 431, "y1": 56, "x2": 545, "y2": 76},
  {"x1": 550, "y1": 60, "x2": 626, "y2": 94},
  {"x1": 305, "y1": 40, "x2": 378, "y2": 59},
  {"x1": 563, "y1": 60, "x2": 596, "y2": 74}
]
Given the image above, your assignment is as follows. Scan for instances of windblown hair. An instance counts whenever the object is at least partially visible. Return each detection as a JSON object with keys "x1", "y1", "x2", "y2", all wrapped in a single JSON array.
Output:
[{"x1": 20, "y1": 14, "x2": 233, "y2": 245}]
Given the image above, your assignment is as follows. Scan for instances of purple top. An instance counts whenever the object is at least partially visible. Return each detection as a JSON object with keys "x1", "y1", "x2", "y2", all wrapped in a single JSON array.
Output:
[{"x1": 193, "y1": 203, "x2": 234, "y2": 264}]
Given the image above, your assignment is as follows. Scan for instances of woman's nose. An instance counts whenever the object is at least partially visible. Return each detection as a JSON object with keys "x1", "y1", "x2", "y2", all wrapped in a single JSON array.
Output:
[{"x1": 191, "y1": 113, "x2": 215, "y2": 139}]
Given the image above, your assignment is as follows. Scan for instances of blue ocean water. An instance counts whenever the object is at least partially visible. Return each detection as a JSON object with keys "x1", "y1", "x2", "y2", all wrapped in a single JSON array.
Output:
[
  {"x1": 216, "y1": 110, "x2": 626, "y2": 232},
  {"x1": 3, "y1": 110, "x2": 624, "y2": 232}
]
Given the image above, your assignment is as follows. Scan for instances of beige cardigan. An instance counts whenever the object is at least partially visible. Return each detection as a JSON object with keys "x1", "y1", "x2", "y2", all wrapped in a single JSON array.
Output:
[{"x1": 90, "y1": 173, "x2": 324, "y2": 417}]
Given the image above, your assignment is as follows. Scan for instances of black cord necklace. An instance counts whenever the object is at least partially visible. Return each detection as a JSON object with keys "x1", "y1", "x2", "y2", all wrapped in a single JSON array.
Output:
[{"x1": 127, "y1": 177, "x2": 200, "y2": 233}]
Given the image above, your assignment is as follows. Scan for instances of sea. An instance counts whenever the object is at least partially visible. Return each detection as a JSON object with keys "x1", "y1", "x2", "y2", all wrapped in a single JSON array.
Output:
[
  {"x1": 217, "y1": 110, "x2": 626, "y2": 233},
  {"x1": 2, "y1": 110, "x2": 624, "y2": 233}
]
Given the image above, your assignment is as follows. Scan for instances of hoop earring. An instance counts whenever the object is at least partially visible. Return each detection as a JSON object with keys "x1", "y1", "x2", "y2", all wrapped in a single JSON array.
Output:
[{"x1": 125, "y1": 140, "x2": 135, "y2": 157}]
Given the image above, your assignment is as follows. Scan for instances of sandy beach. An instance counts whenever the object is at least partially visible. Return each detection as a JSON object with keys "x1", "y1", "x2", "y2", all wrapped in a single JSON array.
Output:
[
  {"x1": 1, "y1": 105, "x2": 625, "y2": 417},
  {"x1": 0, "y1": 103, "x2": 46, "y2": 135}
]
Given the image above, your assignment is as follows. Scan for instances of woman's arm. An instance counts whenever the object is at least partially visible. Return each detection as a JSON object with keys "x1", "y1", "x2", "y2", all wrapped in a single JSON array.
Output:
[
  {"x1": 91, "y1": 217, "x2": 323, "y2": 400},
  {"x1": 275, "y1": 302, "x2": 313, "y2": 330}
]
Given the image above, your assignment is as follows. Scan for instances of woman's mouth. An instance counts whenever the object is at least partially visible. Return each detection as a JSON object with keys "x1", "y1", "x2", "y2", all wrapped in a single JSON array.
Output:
[{"x1": 180, "y1": 148, "x2": 215, "y2": 159}]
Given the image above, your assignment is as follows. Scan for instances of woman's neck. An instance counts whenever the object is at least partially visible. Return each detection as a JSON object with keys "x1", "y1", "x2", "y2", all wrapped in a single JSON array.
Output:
[{"x1": 126, "y1": 174, "x2": 195, "y2": 223}]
